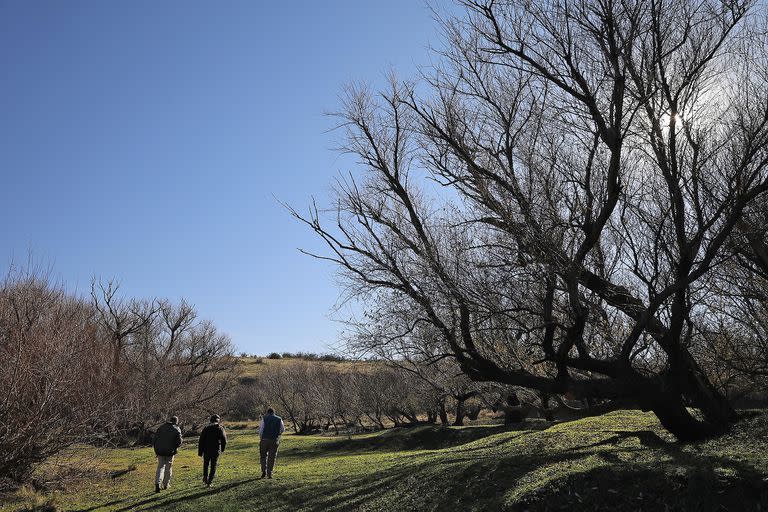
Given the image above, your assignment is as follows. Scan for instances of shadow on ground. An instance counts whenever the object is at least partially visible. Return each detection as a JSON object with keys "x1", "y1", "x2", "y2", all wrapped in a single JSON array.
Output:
[
  {"x1": 289, "y1": 421, "x2": 552, "y2": 456},
  {"x1": 64, "y1": 411, "x2": 768, "y2": 512}
]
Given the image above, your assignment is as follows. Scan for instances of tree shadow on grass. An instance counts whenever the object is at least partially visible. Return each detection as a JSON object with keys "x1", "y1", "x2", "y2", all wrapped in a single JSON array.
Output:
[
  {"x1": 224, "y1": 447, "x2": 593, "y2": 512},
  {"x1": 286, "y1": 422, "x2": 551, "y2": 459},
  {"x1": 75, "y1": 418, "x2": 768, "y2": 512},
  {"x1": 93, "y1": 477, "x2": 261, "y2": 512},
  {"x1": 515, "y1": 459, "x2": 768, "y2": 512},
  {"x1": 74, "y1": 499, "x2": 124, "y2": 511},
  {"x1": 533, "y1": 429, "x2": 768, "y2": 511},
  {"x1": 569, "y1": 429, "x2": 669, "y2": 450},
  {"x1": 295, "y1": 425, "x2": 768, "y2": 511}
]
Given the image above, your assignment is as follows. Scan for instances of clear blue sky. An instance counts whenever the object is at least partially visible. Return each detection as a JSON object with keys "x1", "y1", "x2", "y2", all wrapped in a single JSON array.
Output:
[{"x1": 0, "y1": 0, "x2": 456, "y2": 354}]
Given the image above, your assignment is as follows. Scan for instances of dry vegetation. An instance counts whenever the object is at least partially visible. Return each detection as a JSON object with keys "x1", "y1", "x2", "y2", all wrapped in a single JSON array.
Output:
[{"x1": 0, "y1": 267, "x2": 238, "y2": 486}]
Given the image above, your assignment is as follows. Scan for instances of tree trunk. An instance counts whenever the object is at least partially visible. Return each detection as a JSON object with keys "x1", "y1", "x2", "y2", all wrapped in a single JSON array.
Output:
[
  {"x1": 539, "y1": 392, "x2": 555, "y2": 421},
  {"x1": 453, "y1": 398, "x2": 466, "y2": 426},
  {"x1": 681, "y1": 353, "x2": 737, "y2": 426},
  {"x1": 438, "y1": 401, "x2": 449, "y2": 425},
  {"x1": 649, "y1": 393, "x2": 716, "y2": 442},
  {"x1": 646, "y1": 359, "x2": 737, "y2": 442},
  {"x1": 401, "y1": 410, "x2": 419, "y2": 424}
]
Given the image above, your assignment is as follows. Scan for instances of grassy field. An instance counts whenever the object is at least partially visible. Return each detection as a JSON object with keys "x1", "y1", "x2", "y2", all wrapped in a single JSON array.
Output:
[
  {"x1": 4, "y1": 410, "x2": 768, "y2": 511},
  {"x1": 235, "y1": 355, "x2": 371, "y2": 380}
]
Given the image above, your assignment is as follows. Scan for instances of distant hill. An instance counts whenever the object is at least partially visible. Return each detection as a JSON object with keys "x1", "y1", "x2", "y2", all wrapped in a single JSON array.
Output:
[{"x1": 235, "y1": 354, "x2": 379, "y2": 381}]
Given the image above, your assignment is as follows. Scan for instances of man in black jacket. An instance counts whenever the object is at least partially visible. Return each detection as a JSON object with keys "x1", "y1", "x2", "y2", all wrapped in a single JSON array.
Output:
[
  {"x1": 153, "y1": 416, "x2": 183, "y2": 493},
  {"x1": 198, "y1": 414, "x2": 227, "y2": 487}
]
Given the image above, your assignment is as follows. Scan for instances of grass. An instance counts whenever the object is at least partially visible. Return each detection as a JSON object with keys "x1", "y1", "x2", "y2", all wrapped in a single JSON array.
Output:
[
  {"x1": 4, "y1": 410, "x2": 768, "y2": 511},
  {"x1": 235, "y1": 356, "x2": 378, "y2": 381}
]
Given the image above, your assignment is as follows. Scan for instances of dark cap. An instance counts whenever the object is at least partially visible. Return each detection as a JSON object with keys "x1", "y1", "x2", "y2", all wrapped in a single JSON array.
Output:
[{"x1": 210, "y1": 414, "x2": 220, "y2": 423}]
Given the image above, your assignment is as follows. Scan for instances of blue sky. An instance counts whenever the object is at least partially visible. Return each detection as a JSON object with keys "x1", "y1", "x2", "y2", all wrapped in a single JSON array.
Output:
[{"x1": 0, "y1": 1, "x2": 456, "y2": 354}]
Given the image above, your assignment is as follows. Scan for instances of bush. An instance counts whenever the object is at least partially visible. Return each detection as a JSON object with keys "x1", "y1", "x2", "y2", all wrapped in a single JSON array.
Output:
[
  {"x1": 267, "y1": 352, "x2": 282, "y2": 359},
  {"x1": 319, "y1": 354, "x2": 346, "y2": 362},
  {"x1": 16, "y1": 484, "x2": 61, "y2": 511},
  {"x1": 0, "y1": 271, "x2": 116, "y2": 482},
  {"x1": 0, "y1": 267, "x2": 239, "y2": 482}
]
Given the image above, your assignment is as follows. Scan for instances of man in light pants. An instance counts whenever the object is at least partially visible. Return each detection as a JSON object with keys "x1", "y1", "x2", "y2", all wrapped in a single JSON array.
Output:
[
  {"x1": 153, "y1": 416, "x2": 183, "y2": 492},
  {"x1": 258, "y1": 408, "x2": 285, "y2": 478}
]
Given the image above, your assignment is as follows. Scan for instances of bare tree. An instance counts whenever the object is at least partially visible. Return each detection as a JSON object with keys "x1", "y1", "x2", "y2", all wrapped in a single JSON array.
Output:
[
  {"x1": 118, "y1": 298, "x2": 239, "y2": 435},
  {"x1": 312, "y1": 366, "x2": 362, "y2": 431},
  {"x1": 258, "y1": 361, "x2": 322, "y2": 434},
  {"x1": 355, "y1": 367, "x2": 399, "y2": 428},
  {"x1": 0, "y1": 269, "x2": 116, "y2": 482},
  {"x1": 295, "y1": 0, "x2": 768, "y2": 440},
  {"x1": 91, "y1": 280, "x2": 155, "y2": 372}
]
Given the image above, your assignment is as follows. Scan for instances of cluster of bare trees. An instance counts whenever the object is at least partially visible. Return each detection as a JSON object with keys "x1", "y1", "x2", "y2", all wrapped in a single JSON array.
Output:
[
  {"x1": 90, "y1": 281, "x2": 238, "y2": 437},
  {"x1": 0, "y1": 268, "x2": 237, "y2": 483},
  {"x1": 295, "y1": 0, "x2": 768, "y2": 440},
  {"x1": 231, "y1": 358, "x2": 546, "y2": 432},
  {"x1": 229, "y1": 360, "x2": 483, "y2": 432}
]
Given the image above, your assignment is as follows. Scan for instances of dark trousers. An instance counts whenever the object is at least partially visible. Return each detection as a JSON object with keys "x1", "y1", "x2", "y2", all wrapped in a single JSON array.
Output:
[
  {"x1": 259, "y1": 438, "x2": 279, "y2": 475},
  {"x1": 203, "y1": 454, "x2": 219, "y2": 483}
]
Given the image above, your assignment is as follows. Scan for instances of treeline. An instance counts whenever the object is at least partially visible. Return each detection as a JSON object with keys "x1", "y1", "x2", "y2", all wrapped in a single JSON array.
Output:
[
  {"x1": 240, "y1": 352, "x2": 349, "y2": 363},
  {"x1": 0, "y1": 267, "x2": 238, "y2": 484},
  {"x1": 227, "y1": 358, "x2": 550, "y2": 433}
]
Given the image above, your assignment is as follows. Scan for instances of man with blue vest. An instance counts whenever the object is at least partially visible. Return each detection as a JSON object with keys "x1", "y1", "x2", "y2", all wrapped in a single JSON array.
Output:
[{"x1": 258, "y1": 407, "x2": 285, "y2": 478}]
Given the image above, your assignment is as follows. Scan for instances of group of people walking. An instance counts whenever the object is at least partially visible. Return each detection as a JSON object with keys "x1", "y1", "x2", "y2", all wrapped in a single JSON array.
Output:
[{"x1": 152, "y1": 408, "x2": 285, "y2": 493}]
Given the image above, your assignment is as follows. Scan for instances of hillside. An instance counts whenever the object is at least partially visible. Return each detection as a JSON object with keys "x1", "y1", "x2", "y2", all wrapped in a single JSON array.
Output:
[
  {"x1": 5, "y1": 410, "x2": 768, "y2": 511},
  {"x1": 235, "y1": 355, "x2": 368, "y2": 380}
]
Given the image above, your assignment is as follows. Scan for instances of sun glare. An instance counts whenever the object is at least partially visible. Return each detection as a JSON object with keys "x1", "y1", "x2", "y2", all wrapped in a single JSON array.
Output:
[{"x1": 661, "y1": 112, "x2": 684, "y2": 129}]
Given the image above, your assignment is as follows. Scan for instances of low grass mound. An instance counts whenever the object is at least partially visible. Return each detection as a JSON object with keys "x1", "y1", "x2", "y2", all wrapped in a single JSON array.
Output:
[
  {"x1": 315, "y1": 421, "x2": 550, "y2": 454},
  {"x1": 3, "y1": 410, "x2": 768, "y2": 511}
]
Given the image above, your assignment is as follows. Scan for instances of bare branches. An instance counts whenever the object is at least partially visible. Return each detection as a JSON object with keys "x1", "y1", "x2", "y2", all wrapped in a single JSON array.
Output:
[
  {"x1": 295, "y1": 0, "x2": 768, "y2": 439},
  {"x1": 0, "y1": 268, "x2": 238, "y2": 483}
]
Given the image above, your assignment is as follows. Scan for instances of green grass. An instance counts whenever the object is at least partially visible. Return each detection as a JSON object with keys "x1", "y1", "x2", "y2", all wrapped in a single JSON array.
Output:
[{"x1": 4, "y1": 410, "x2": 768, "y2": 511}]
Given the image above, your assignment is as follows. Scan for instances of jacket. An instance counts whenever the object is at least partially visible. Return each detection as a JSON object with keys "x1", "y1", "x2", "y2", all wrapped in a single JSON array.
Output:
[
  {"x1": 198, "y1": 423, "x2": 227, "y2": 457},
  {"x1": 153, "y1": 422, "x2": 183, "y2": 457}
]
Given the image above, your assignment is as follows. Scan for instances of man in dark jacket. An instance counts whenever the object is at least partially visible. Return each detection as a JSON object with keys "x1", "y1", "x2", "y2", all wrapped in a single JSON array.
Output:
[
  {"x1": 153, "y1": 416, "x2": 183, "y2": 493},
  {"x1": 258, "y1": 408, "x2": 285, "y2": 479},
  {"x1": 198, "y1": 414, "x2": 227, "y2": 487}
]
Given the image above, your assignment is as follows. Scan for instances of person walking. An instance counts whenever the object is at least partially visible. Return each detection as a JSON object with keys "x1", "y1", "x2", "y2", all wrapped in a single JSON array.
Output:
[
  {"x1": 153, "y1": 416, "x2": 183, "y2": 493},
  {"x1": 198, "y1": 414, "x2": 227, "y2": 487},
  {"x1": 258, "y1": 407, "x2": 285, "y2": 479}
]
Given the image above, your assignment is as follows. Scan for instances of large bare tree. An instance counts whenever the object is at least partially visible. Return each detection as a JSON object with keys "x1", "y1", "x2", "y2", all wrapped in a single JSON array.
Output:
[
  {"x1": 91, "y1": 284, "x2": 239, "y2": 434},
  {"x1": 295, "y1": 0, "x2": 768, "y2": 440}
]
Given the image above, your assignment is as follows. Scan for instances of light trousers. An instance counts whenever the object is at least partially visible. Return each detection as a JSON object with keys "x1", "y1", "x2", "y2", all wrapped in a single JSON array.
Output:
[{"x1": 155, "y1": 455, "x2": 174, "y2": 488}]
